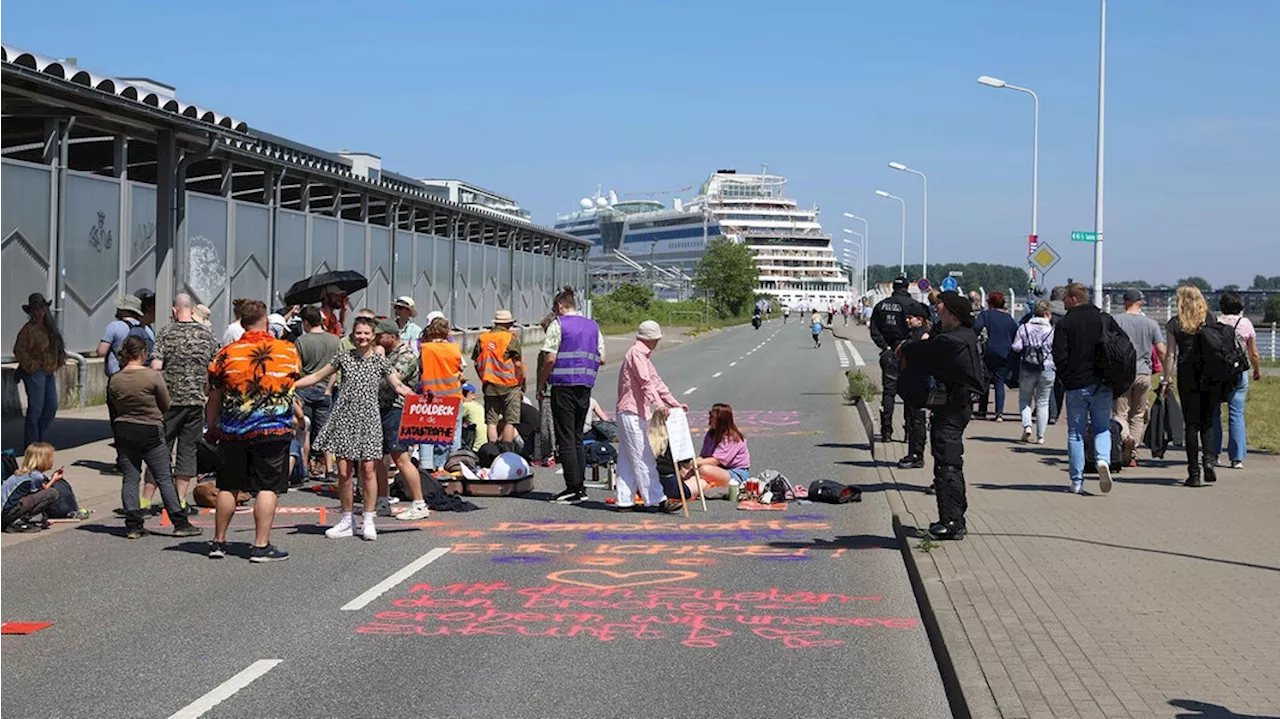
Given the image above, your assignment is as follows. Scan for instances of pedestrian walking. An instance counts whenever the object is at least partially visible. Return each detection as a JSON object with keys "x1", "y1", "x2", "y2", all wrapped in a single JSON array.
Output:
[
  {"x1": 1210, "y1": 291, "x2": 1264, "y2": 469},
  {"x1": 393, "y1": 296, "x2": 422, "y2": 346},
  {"x1": 151, "y1": 293, "x2": 219, "y2": 513},
  {"x1": 539, "y1": 287, "x2": 605, "y2": 505},
  {"x1": 416, "y1": 314, "x2": 467, "y2": 472},
  {"x1": 1052, "y1": 283, "x2": 1114, "y2": 495},
  {"x1": 870, "y1": 276, "x2": 924, "y2": 442},
  {"x1": 810, "y1": 311, "x2": 824, "y2": 348},
  {"x1": 613, "y1": 321, "x2": 683, "y2": 512},
  {"x1": 898, "y1": 291, "x2": 983, "y2": 540},
  {"x1": 374, "y1": 318, "x2": 431, "y2": 521},
  {"x1": 1011, "y1": 300, "x2": 1056, "y2": 444},
  {"x1": 294, "y1": 306, "x2": 341, "y2": 478},
  {"x1": 974, "y1": 291, "x2": 1019, "y2": 421},
  {"x1": 296, "y1": 317, "x2": 413, "y2": 541},
  {"x1": 1110, "y1": 289, "x2": 1167, "y2": 466},
  {"x1": 783, "y1": 305, "x2": 790, "y2": 324},
  {"x1": 842, "y1": 302, "x2": 851, "y2": 326},
  {"x1": 473, "y1": 310, "x2": 525, "y2": 445},
  {"x1": 895, "y1": 303, "x2": 932, "y2": 470},
  {"x1": 204, "y1": 300, "x2": 300, "y2": 561},
  {"x1": 12, "y1": 293, "x2": 66, "y2": 447},
  {"x1": 108, "y1": 336, "x2": 200, "y2": 539},
  {"x1": 1160, "y1": 286, "x2": 1235, "y2": 486}
]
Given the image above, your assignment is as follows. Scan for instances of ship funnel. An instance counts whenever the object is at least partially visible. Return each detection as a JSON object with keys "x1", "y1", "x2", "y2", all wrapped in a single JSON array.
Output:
[
  {"x1": 608, "y1": 190, "x2": 619, "y2": 206},
  {"x1": 673, "y1": 198, "x2": 683, "y2": 211}
]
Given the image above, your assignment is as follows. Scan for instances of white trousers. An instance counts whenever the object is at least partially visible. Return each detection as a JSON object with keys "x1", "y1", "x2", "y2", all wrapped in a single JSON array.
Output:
[{"x1": 615, "y1": 410, "x2": 665, "y2": 507}]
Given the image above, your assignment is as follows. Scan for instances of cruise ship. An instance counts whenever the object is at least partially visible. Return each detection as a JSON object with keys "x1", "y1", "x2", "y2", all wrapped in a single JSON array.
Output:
[{"x1": 555, "y1": 169, "x2": 849, "y2": 307}]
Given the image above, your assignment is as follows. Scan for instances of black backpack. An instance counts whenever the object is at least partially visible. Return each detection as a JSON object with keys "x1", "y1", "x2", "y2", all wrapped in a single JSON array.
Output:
[
  {"x1": 1198, "y1": 319, "x2": 1248, "y2": 388},
  {"x1": 1094, "y1": 314, "x2": 1137, "y2": 395},
  {"x1": 808, "y1": 480, "x2": 862, "y2": 504},
  {"x1": 585, "y1": 442, "x2": 618, "y2": 466}
]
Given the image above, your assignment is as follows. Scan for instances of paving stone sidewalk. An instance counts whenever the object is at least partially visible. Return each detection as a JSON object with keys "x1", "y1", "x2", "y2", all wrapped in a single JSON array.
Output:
[{"x1": 879, "y1": 415, "x2": 1280, "y2": 719}]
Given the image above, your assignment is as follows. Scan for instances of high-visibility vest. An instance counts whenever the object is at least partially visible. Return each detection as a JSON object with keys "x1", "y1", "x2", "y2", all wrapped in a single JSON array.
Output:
[
  {"x1": 474, "y1": 330, "x2": 520, "y2": 387},
  {"x1": 419, "y1": 341, "x2": 463, "y2": 396}
]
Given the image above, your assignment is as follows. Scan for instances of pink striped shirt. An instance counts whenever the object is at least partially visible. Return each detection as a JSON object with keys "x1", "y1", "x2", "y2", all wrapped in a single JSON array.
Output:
[{"x1": 616, "y1": 340, "x2": 680, "y2": 416}]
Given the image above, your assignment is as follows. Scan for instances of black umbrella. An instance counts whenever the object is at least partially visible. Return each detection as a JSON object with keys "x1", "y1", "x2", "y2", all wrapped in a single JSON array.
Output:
[{"x1": 283, "y1": 270, "x2": 368, "y2": 306}]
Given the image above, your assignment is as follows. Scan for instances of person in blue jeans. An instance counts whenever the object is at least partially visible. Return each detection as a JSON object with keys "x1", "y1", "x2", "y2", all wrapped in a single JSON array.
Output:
[
  {"x1": 1208, "y1": 292, "x2": 1263, "y2": 469},
  {"x1": 974, "y1": 291, "x2": 1020, "y2": 421},
  {"x1": 12, "y1": 294, "x2": 66, "y2": 447},
  {"x1": 1051, "y1": 283, "x2": 1114, "y2": 495}
]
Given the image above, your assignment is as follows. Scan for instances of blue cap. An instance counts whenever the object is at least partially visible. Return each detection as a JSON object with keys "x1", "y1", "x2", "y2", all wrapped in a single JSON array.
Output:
[{"x1": 461, "y1": 383, "x2": 476, "y2": 394}]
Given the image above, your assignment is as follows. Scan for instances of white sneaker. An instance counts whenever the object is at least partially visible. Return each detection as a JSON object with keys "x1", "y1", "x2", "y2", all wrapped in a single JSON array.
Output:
[
  {"x1": 1097, "y1": 463, "x2": 1113, "y2": 494},
  {"x1": 1021, "y1": 428, "x2": 1033, "y2": 443},
  {"x1": 1231, "y1": 461, "x2": 1244, "y2": 469},
  {"x1": 1037, "y1": 437, "x2": 1046, "y2": 445},
  {"x1": 325, "y1": 515, "x2": 355, "y2": 539},
  {"x1": 375, "y1": 498, "x2": 394, "y2": 517},
  {"x1": 396, "y1": 503, "x2": 431, "y2": 521},
  {"x1": 361, "y1": 517, "x2": 377, "y2": 541}
]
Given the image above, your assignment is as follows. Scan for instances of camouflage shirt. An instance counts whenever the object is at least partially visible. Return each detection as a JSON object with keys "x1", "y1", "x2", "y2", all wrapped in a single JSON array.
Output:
[
  {"x1": 380, "y1": 341, "x2": 420, "y2": 410},
  {"x1": 153, "y1": 320, "x2": 218, "y2": 406}
]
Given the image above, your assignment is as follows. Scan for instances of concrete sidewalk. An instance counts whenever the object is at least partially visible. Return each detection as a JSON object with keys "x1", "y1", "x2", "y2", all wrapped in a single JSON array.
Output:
[
  {"x1": 878, "y1": 393, "x2": 1280, "y2": 718},
  {"x1": 0, "y1": 325, "x2": 706, "y2": 548}
]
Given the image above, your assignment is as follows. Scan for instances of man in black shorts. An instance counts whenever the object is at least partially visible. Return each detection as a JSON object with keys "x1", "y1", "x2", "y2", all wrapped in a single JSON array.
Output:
[{"x1": 204, "y1": 300, "x2": 301, "y2": 562}]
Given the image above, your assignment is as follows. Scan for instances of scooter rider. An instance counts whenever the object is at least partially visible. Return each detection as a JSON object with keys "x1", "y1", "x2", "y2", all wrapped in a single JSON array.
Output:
[
  {"x1": 752, "y1": 305, "x2": 762, "y2": 330},
  {"x1": 870, "y1": 276, "x2": 925, "y2": 443}
]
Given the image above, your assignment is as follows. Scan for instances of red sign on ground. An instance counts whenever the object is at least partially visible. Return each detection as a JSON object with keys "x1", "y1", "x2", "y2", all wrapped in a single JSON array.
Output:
[{"x1": 398, "y1": 394, "x2": 462, "y2": 446}]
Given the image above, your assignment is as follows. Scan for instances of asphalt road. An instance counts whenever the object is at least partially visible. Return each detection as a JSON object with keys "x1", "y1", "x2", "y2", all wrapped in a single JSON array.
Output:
[{"x1": 0, "y1": 318, "x2": 950, "y2": 719}]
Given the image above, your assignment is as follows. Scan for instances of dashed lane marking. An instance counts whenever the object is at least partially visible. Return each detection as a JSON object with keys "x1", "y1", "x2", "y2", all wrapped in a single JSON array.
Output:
[
  {"x1": 836, "y1": 340, "x2": 850, "y2": 369},
  {"x1": 684, "y1": 387, "x2": 698, "y2": 396},
  {"x1": 712, "y1": 372, "x2": 723, "y2": 378},
  {"x1": 729, "y1": 362, "x2": 737, "y2": 367},
  {"x1": 168, "y1": 660, "x2": 283, "y2": 719}
]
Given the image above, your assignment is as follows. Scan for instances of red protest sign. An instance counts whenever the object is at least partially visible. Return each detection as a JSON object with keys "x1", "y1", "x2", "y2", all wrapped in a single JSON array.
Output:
[{"x1": 398, "y1": 394, "x2": 462, "y2": 445}]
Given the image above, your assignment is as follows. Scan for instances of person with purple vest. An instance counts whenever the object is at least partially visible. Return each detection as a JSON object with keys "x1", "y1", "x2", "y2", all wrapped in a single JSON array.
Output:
[{"x1": 539, "y1": 287, "x2": 606, "y2": 505}]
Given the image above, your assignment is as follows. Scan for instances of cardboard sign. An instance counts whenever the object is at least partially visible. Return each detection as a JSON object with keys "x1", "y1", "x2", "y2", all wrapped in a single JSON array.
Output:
[
  {"x1": 664, "y1": 407, "x2": 697, "y2": 462},
  {"x1": 398, "y1": 394, "x2": 462, "y2": 445}
]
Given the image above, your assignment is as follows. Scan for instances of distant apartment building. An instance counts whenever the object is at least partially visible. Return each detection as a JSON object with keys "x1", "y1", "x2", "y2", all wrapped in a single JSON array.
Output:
[{"x1": 418, "y1": 179, "x2": 532, "y2": 224}]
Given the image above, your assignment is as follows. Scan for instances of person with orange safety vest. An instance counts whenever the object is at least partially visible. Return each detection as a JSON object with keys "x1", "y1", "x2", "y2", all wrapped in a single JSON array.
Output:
[
  {"x1": 416, "y1": 314, "x2": 467, "y2": 475},
  {"x1": 472, "y1": 309, "x2": 524, "y2": 444}
]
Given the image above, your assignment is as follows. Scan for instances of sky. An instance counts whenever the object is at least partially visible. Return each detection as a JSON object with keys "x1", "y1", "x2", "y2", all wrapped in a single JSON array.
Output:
[{"x1": 4, "y1": 0, "x2": 1277, "y2": 288}]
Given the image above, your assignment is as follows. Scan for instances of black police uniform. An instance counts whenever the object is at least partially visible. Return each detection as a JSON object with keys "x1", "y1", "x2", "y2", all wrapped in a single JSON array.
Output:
[
  {"x1": 900, "y1": 323, "x2": 983, "y2": 539},
  {"x1": 870, "y1": 286, "x2": 923, "y2": 441},
  {"x1": 895, "y1": 323, "x2": 930, "y2": 467}
]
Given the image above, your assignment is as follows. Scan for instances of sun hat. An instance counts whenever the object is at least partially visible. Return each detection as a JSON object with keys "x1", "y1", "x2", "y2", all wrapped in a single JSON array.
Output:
[
  {"x1": 637, "y1": 320, "x2": 663, "y2": 340},
  {"x1": 22, "y1": 293, "x2": 50, "y2": 314},
  {"x1": 493, "y1": 309, "x2": 515, "y2": 325},
  {"x1": 115, "y1": 295, "x2": 143, "y2": 316},
  {"x1": 394, "y1": 296, "x2": 417, "y2": 315}
]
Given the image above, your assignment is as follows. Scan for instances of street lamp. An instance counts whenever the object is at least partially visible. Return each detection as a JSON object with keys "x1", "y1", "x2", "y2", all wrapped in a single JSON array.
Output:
[
  {"x1": 887, "y1": 162, "x2": 928, "y2": 283},
  {"x1": 842, "y1": 212, "x2": 870, "y2": 295},
  {"x1": 874, "y1": 190, "x2": 907, "y2": 275},
  {"x1": 977, "y1": 74, "x2": 1039, "y2": 288},
  {"x1": 1093, "y1": 0, "x2": 1107, "y2": 306}
]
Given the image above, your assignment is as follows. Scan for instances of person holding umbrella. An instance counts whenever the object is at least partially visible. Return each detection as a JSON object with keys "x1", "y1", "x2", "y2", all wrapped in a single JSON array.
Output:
[{"x1": 321, "y1": 286, "x2": 347, "y2": 336}]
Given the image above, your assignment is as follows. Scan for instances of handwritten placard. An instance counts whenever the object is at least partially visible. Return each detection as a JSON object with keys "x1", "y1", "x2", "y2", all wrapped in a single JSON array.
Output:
[
  {"x1": 664, "y1": 407, "x2": 696, "y2": 462},
  {"x1": 399, "y1": 394, "x2": 463, "y2": 445}
]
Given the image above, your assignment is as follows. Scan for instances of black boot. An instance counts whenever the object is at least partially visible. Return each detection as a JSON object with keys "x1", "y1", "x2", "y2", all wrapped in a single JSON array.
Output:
[
  {"x1": 1185, "y1": 462, "x2": 1204, "y2": 487},
  {"x1": 927, "y1": 520, "x2": 966, "y2": 540},
  {"x1": 1201, "y1": 459, "x2": 1218, "y2": 484},
  {"x1": 124, "y1": 511, "x2": 147, "y2": 539},
  {"x1": 171, "y1": 515, "x2": 203, "y2": 537},
  {"x1": 880, "y1": 414, "x2": 894, "y2": 443},
  {"x1": 896, "y1": 455, "x2": 925, "y2": 469}
]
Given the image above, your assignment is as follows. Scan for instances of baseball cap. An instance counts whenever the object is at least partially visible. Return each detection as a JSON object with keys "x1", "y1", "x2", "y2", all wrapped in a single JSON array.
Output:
[
  {"x1": 1123, "y1": 288, "x2": 1144, "y2": 303},
  {"x1": 461, "y1": 383, "x2": 476, "y2": 394},
  {"x1": 907, "y1": 302, "x2": 930, "y2": 319},
  {"x1": 892, "y1": 276, "x2": 909, "y2": 290},
  {"x1": 425, "y1": 310, "x2": 445, "y2": 323},
  {"x1": 374, "y1": 318, "x2": 400, "y2": 335}
]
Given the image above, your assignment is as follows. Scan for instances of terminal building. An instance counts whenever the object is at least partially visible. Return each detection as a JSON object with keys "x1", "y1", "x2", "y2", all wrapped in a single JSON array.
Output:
[{"x1": 0, "y1": 43, "x2": 588, "y2": 361}]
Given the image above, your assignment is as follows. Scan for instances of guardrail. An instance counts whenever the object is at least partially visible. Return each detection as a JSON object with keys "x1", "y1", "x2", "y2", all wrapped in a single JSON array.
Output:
[{"x1": 1259, "y1": 324, "x2": 1278, "y2": 362}]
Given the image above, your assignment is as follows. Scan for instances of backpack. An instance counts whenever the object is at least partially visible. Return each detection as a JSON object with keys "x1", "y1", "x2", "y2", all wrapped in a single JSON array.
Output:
[
  {"x1": 1094, "y1": 314, "x2": 1137, "y2": 395},
  {"x1": 1018, "y1": 325, "x2": 1049, "y2": 371},
  {"x1": 808, "y1": 479, "x2": 862, "y2": 504},
  {"x1": 591, "y1": 421, "x2": 619, "y2": 443},
  {"x1": 1198, "y1": 319, "x2": 1249, "y2": 388},
  {"x1": 757, "y1": 470, "x2": 801, "y2": 503},
  {"x1": 585, "y1": 441, "x2": 618, "y2": 467}
]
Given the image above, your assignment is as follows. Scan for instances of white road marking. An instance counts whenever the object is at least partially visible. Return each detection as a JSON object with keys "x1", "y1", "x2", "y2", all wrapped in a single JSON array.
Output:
[
  {"x1": 835, "y1": 341, "x2": 850, "y2": 369},
  {"x1": 729, "y1": 362, "x2": 737, "y2": 367},
  {"x1": 340, "y1": 547, "x2": 451, "y2": 611},
  {"x1": 168, "y1": 660, "x2": 282, "y2": 719},
  {"x1": 712, "y1": 372, "x2": 723, "y2": 378},
  {"x1": 684, "y1": 387, "x2": 698, "y2": 395},
  {"x1": 843, "y1": 339, "x2": 866, "y2": 367}
]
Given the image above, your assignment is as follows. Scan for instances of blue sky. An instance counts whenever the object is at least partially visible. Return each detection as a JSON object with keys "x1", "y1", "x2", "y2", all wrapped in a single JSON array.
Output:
[{"x1": 4, "y1": 0, "x2": 1277, "y2": 288}]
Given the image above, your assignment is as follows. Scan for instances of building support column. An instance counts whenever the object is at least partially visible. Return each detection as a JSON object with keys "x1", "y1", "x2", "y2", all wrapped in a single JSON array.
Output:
[{"x1": 154, "y1": 129, "x2": 178, "y2": 330}]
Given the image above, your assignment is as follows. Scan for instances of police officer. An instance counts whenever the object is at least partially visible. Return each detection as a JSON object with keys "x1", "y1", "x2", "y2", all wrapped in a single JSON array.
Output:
[
  {"x1": 898, "y1": 290, "x2": 983, "y2": 540},
  {"x1": 895, "y1": 302, "x2": 932, "y2": 471},
  {"x1": 870, "y1": 276, "x2": 923, "y2": 442}
]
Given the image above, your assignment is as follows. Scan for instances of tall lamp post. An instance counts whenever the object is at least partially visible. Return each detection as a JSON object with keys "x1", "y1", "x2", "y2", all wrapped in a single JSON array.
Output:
[
  {"x1": 977, "y1": 74, "x2": 1039, "y2": 290},
  {"x1": 1093, "y1": 0, "x2": 1107, "y2": 306},
  {"x1": 873, "y1": 191, "x2": 906, "y2": 275},
  {"x1": 842, "y1": 232, "x2": 864, "y2": 296},
  {"x1": 841, "y1": 212, "x2": 870, "y2": 295},
  {"x1": 887, "y1": 162, "x2": 928, "y2": 283}
]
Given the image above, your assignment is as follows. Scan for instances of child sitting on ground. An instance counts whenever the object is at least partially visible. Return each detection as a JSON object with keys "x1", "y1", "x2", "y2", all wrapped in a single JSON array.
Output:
[{"x1": 2, "y1": 443, "x2": 87, "y2": 532}]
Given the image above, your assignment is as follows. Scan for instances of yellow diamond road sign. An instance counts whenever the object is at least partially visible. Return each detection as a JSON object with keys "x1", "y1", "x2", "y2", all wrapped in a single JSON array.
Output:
[{"x1": 1030, "y1": 242, "x2": 1061, "y2": 274}]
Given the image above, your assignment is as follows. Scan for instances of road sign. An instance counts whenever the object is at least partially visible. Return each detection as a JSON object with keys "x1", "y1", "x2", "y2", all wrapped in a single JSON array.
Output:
[
  {"x1": 1070, "y1": 230, "x2": 1099, "y2": 243},
  {"x1": 941, "y1": 276, "x2": 958, "y2": 292},
  {"x1": 917, "y1": 278, "x2": 932, "y2": 292},
  {"x1": 948, "y1": 270, "x2": 963, "y2": 278},
  {"x1": 1029, "y1": 242, "x2": 1062, "y2": 274}
]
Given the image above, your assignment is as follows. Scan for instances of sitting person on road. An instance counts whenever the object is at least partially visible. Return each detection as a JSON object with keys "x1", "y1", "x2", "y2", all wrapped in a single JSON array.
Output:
[
  {"x1": 1210, "y1": 291, "x2": 1263, "y2": 469},
  {"x1": 2, "y1": 443, "x2": 63, "y2": 532},
  {"x1": 1012, "y1": 300, "x2": 1057, "y2": 445},
  {"x1": 686, "y1": 403, "x2": 751, "y2": 488},
  {"x1": 460, "y1": 384, "x2": 485, "y2": 453}
]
